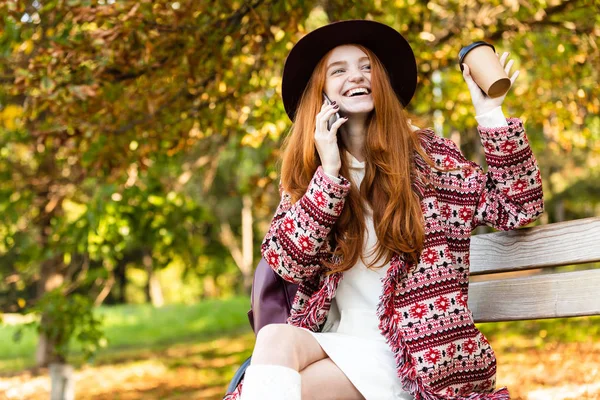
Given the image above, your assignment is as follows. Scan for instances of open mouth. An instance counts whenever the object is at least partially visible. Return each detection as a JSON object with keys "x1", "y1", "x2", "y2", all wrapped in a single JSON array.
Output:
[{"x1": 343, "y1": 87, "x2": 371, "y2": 97}]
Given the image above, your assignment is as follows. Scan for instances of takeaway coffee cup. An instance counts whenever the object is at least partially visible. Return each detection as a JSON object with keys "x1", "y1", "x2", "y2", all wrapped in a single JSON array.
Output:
[{"x1": 459, "y1": 41, "x2": 511, "y2": 98}]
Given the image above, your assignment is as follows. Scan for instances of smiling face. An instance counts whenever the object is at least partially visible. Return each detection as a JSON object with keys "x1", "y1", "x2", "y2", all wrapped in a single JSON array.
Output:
[{"x1": 323, "y1": 45, "x2": 374, "y2": 117}]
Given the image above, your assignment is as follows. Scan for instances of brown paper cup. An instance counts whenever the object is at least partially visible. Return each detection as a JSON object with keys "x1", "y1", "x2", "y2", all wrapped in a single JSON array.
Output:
[{"x1": 460, "y1": 42, "x2": 511, "y2": 98}]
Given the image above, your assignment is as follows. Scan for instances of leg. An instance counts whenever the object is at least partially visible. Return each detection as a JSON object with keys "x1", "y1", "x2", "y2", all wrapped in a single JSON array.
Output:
[
  {"x1": 240, "y1": 324, "x2": 328, "y2": 400},
  {"x1": 301, "y1": 358, "x2": 365, "y2": 400},
  {"x1": 251, "y1": 323, "x2": 328, "y2": 371}
]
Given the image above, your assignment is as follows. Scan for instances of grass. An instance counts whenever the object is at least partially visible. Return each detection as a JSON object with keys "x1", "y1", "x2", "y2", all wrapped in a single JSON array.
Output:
[
  {"x1": 1, "y1": 298, "x2": 599, "y2": 399},
  {"x1": 0, "y1": 296, "x2": 252, "y2": 374},
  {"x1": 2, "y1": 297, "x2": 599, "y2": 372},
  {"x1": 478, "y1": 315, "x2": 600, "y2": 351}
]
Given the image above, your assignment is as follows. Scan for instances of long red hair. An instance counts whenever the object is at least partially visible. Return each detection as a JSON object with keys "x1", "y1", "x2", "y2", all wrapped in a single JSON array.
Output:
[{"x1": 280, "y1": 45, "x2": 432, "y2": 273}]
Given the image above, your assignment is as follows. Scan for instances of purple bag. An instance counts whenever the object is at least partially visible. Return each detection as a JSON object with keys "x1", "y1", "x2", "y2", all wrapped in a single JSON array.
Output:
[
  {"x1": 247, "y1": 257, "x2": 298, "y2": 335},
  {"x1": 226, "y1": 258, "x2": 299, "y2": 395}
]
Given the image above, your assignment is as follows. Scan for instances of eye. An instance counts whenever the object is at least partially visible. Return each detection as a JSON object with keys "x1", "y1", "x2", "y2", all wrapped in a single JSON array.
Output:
[
  {"x1": 361, "y1": 64, "x2": 371, "y2": 71},
  {"x1": 332, "y1": 69, "x2": 345, "y2": 75}
]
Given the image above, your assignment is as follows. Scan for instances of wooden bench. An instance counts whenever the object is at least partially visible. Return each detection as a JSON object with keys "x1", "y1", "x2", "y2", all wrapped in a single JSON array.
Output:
[
  {"x1": 227, "y1": 217, "x2": 600, "y2": 396},
  {"x1": 469, "y1": 216, "x2": 600, "y2": 322}
]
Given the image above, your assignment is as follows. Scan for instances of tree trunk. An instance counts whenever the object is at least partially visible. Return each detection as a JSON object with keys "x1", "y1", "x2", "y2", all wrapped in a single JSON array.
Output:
[
  {"x1": 114, "y1": 259, "x2": 127, "y2": 304},
  {"x1": 241, "y1": 194, "x2": 254, "y2": 293},
  {"x1": 113, "y1": 249, "x2": 144, "y2": 304},
  {"x1": 94, "y1": 274, "x2": 115, "y2": 307},
  {"x1": 219, "y1": 194, "x2": 254, "y2": 295},
  {"x1": 143, "y1": 251, "x2": 164, "y2": 307},
  {"x1": 36, "y1": 255, "x2": 65, "y2": 368},
  {"x1": 49, "y1": 363, "x2": 75, "y2": 400}
]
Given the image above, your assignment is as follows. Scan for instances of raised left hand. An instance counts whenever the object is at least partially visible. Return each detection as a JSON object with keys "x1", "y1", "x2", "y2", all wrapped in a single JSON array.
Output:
[{"x1": 462, "y1": 52, "x2": 520, "y2": 116}]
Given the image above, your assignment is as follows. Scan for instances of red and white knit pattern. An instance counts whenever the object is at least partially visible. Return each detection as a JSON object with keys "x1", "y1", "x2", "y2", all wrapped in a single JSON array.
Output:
[{"x1": 226, "y1": 118, "x2": 543, "y2": 400}]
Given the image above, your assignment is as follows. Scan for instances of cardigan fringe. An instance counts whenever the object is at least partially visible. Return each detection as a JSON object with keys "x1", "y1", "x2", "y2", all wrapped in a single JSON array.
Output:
[
  {"x1": 225, "y1": 118, "x2": 543, "y2": 400},
  {"x1": 287, "y1": 272, "x2": 342, "y2": 331}
]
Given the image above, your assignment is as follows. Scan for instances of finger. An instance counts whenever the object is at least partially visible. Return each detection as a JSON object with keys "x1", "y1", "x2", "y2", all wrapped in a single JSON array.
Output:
[
  {"x1": 317, "y1": 105, "x2": 339, "y2": 131},
  {"x1": 319, "y1": 102, "x2": 336, "y2": 113},
  {"x1": 316, "y1": 104, "x2": 336, "y2": 124},
  {"x1": 321, "y1": 104, "x2": 340, "y2": 120},
  {"x1": 462, "y1": 64, "x2": 476, "y2": 86},
  {"x1": 504, "y1": 59, "x2": 514, "y2": 75},
  {"x1": 324, "y1": 107, "x2": 342, "y2": 132},
  {"x1": 320, "y1": 101, "x2": 338, "y2": 114},
  {"x1": 510, "y1": 69, "x2": 520, "y2": 84},
  {"x1": 316, "y1": 113, "x2": 328, "y2": 133},
  {"x1": 462, "y1": 64, "x2": 480, "y2": 91},
  {"x1": 328, "y1": 115, "x2": 348, "y2": 134},
  {"x1": 316, "y1": 106, "x2": 331, "y2": 131},
  {"x1": 462, "y1": 63, "x2": 469, "y2": 76},
  {"x1": 499, "y1": 52, "x2": 509, "y2": 67},
  {"x1": 462, "y1": 63, "x2": 473, "y2": 79}
]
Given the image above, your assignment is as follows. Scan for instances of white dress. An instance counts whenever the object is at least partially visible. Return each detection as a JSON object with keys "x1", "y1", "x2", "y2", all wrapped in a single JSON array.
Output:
[{"x1": 300, "y1": 152, "x2": 413, "y2": 400}]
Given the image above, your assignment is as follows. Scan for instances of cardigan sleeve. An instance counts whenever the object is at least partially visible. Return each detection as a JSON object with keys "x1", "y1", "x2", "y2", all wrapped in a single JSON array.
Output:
[
  {"x1": 420, "y1": 118, "x2": 544, "y2": 232},
  {"x1": 260, "y1": 166, "x2": 351, "y2": 284},
  {"x1": 471, "y1": 118, "x2": 544, "y2": 230}
]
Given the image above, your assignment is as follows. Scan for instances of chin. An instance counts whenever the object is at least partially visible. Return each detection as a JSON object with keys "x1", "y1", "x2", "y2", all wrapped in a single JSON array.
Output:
[
  {"x1": 342, "y1": 98, "x2": 373, "y2": 112},
  {"x1": 344, "y1": 106, "x2": 374, "y2": 115}
]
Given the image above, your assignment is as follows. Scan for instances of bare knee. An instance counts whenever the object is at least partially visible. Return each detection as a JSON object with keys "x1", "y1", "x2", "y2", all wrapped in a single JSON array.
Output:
[
  {"x1": 252, "y1": 324, "x2": 299, "y2": 368},
  {"x1": 252, "y1": 324, "x2": 326, "y2": 371},
  {"x1": 254, "y1": 323, "x2": 295, "y2": 350}
]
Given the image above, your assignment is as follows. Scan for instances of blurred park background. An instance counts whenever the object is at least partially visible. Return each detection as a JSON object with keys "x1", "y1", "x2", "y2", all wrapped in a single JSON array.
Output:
[{"x1": 0, "y1": 0, "x2": 599, "y2": 399}]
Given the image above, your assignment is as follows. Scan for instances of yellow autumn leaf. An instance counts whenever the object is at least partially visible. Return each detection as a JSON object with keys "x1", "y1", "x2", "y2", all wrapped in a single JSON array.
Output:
[
  {"x1": 17, "y1": 39, "x2": 34, "y2": 55},
  {"x1": 0, "y1": 105, "x2": 24, "y2": 130}
]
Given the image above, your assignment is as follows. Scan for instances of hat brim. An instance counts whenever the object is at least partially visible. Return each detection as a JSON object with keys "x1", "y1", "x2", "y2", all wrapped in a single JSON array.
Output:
[{"x1": 282, "y1": 20, "x2": 417, "y2": 121}]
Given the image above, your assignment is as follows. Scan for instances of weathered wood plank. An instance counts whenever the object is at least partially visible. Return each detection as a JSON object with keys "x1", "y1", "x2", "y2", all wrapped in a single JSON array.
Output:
[
  {"x1": 469, "y1": 269, "x2": 600, "y2": 322},
  {"x1": 470, "y1": 217, "x2": 600, "y2": 275}
]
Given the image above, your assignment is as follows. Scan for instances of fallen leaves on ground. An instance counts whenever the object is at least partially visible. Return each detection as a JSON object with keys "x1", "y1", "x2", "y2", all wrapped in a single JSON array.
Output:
[
  {"x1": 496, "y1": 341, "x2": 600, "y2": 400},
  {"x1": 0, "y1": 333, "x2": 598, "y2": 400}
]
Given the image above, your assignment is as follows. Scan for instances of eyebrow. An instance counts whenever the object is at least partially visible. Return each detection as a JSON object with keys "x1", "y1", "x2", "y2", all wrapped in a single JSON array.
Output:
[{"x1": 327, "y1": 56, "x2": 370, "y2": 70}]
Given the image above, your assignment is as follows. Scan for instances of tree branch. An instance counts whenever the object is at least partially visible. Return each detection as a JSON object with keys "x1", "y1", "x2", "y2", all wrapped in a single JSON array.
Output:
[{"x1": 488, "y1": 0, "x2": 585, "y2": 41}]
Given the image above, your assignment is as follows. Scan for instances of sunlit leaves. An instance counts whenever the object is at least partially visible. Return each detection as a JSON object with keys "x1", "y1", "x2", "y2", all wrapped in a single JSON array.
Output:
[{"x1": 0, "y1": 0, "x2": 598, "y2": 310}]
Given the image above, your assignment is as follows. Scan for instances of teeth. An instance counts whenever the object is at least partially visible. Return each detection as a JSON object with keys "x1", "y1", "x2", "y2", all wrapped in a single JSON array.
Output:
[{"x1": 345, "y1": 88, "x2": 369, "y2": 96}]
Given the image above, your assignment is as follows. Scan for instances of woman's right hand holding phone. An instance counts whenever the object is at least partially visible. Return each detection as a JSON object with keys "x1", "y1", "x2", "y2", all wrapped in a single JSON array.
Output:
[{"x1": 315, "y1": 101, "x2": 347, "y2": 177}]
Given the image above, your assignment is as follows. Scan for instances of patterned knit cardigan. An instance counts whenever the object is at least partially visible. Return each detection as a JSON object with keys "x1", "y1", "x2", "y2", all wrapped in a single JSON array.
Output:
[{"x1": 226, "y1": 118, "x2": 544, "y2": 400}]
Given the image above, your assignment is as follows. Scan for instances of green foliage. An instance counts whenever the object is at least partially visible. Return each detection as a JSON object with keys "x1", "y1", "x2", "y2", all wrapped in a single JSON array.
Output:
[
  {"x1": 1, "y1": 297, "x2": 250, "y2": 372},
  {"x1": 15, "y1": 289, "x2": 106, "y2": 363}
]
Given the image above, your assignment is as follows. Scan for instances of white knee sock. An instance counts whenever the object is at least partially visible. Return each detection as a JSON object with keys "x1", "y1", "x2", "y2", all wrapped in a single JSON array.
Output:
[{"x1": 240, "y1": 364, "x2": 302, "y2": 400}]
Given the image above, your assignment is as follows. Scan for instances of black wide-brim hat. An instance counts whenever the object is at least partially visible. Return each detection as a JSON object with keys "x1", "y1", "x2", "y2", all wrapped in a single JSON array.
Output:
[{"x1": 282, "y1": 19, "x2": 417, "y2": 121}]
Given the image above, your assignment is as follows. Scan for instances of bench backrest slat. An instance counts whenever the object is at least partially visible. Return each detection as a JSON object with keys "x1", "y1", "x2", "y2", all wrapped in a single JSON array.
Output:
[
  {"x1": 469, "y1": 269, "x2": 600, "y2": 322},
  {"x1": 468, "y1": 217, "x2": 600, "y2": 322},
  {"x1": 470, "y1": 217, "x2": 600, "y2": 275}
]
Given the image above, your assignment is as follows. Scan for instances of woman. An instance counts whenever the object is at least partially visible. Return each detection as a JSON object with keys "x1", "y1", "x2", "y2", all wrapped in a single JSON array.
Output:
[{"x1": 228, "y1": 20, "x2": 544, "y2": 400}]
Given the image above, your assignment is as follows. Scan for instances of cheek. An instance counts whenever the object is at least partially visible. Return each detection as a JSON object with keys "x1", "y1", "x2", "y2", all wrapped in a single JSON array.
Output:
[{"x1": 324, "y1": 81, "x2": 343, "y2": 101}]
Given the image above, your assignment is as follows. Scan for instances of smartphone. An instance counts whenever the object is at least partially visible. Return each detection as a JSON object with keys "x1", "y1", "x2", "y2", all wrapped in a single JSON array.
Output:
[{"x1": 322, "y1": 92, "x2": 341, "y2": 130}]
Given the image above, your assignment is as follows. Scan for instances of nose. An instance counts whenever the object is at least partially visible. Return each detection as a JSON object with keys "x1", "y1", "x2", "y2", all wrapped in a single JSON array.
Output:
[{"x1": 347, "y1": 67, "x2": 366, "y2": 83}]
